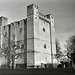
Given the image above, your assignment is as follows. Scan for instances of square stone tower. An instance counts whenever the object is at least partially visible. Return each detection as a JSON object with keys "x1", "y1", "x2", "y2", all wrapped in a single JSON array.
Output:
[{"x1": 27, "y1": 4, "x2": 57, "y2": 68}]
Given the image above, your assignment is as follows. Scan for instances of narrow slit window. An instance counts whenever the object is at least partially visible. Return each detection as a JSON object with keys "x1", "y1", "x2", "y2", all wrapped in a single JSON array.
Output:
[
  {"x1": 35, "y1": 17, "x2": 37, "y2": 19},
  {"x1": 43, "y1": 28, "x2": 45, "y2": 32},
  {"x1": 18, "y1": 22, "x2": 20, "y2": 27},
  {"x1": 30, "y1": 17, "x2": 31, "y2": 19},
  {"x1": 4, "y1": 26, "x2": 5, "y2": 30},
  {"x1": 44, "y1": 44, "x2": 46, "y2": 49},
  {"x1": 5, "y1": 32, "x2": 7, "y2": 37},
  {"x1": 18, "y1": 22, "x2": 20, "y2": 25},
  {"x1": 19, "y1": 28, "x2": 22, "y2": 34}
]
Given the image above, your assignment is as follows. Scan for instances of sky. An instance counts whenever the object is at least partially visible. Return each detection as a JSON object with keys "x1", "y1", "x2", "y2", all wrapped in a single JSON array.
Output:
[{"x1": 0, "y1": 0, "x2": 75, "y2": 51}]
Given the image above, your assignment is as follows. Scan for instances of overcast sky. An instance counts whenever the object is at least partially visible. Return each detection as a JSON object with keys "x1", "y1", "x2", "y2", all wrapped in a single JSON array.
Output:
[{"x1": 0, "y1": 0, "x2": 75, "y2": 51}]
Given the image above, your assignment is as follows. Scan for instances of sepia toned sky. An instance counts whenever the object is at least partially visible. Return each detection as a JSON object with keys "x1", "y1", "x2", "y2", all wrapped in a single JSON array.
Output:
[{"x1": 0, "y1": 0, "x2": 75, "y2": 51}]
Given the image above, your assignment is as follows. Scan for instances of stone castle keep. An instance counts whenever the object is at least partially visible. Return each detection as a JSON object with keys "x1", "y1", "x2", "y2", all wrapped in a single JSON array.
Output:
[{"x1": 0, "y1": 4, "x2": 57, "y2": 68}]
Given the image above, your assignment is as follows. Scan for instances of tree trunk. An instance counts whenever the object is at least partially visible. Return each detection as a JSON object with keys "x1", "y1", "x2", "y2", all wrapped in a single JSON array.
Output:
[
  {"x1": 7, "y1": 57, "x2": 10, "y2": 69},
  {"x1": 12, "y1": 56, "x2": 15, "y2": 69},
  {"x1": 7, "y1": 53, "x2": 11, "y2": 69},
  {"x1": 71, "y1": 53, "x2": 75, "y2": 69}
]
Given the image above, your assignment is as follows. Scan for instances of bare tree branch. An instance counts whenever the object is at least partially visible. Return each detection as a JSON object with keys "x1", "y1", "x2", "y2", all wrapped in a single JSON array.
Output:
[{"x1": 0, "y1": 33, "x2": 24, "y2": 69}]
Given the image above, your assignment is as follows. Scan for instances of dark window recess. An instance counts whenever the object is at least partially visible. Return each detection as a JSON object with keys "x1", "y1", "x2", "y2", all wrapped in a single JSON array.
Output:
[
  {"x1": 44, "y1": 44, "x2": 46, "y2": 49},
  {"x1": 35, "y1": 17, "x2": 37, "y2": 19},
  {"x1": 21, "y1": 44, "x2": 24, "y2": 49},
  {"x1": 4, "y1": 26, "x2": 5, "y2": 30},
  {"x1": 18, "y1": 22, "x2": 20, "y2": 27},
  {"x1": 18, "y1": 22, "x2": 20, "y2": 25},
  {"x1": 5, "y1": 32, "x2": 7, "y2": 36},
  {"x1": 12, "y1": 23, "x2": 14, "y2": 26},
  {"x1": 35, "y1": 5, "x2": 38, "y2": 9},
  {"x1": 19, "y1": 28, "x2": 22, "y2": 34},
  {"x1": 17, "y1": 41, "x2": 20, "y2": 43},
  {"x1": 43, "y1": 28, "x2": 45, "y2": 32},
  {"x1": 52, "y1": 16, "x2": 53, "y2": 18},
  {"x1": 30, "y1": 17, "x2": 31, "y2": 19}
]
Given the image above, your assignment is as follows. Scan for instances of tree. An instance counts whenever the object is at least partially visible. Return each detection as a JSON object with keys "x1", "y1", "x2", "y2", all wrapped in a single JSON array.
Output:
[
  {"x1": 65, "y1": 33, "x2": 75, "y2": 68},
  {"x1": 0, "y1": 33, "x2": 24, "y2": 69},
  {"x1": 65, "y1": 34, "x2": 75, "y2": 58},
  {"x1": 55, "y1": 39, "x2": 62, "y2": 59}
]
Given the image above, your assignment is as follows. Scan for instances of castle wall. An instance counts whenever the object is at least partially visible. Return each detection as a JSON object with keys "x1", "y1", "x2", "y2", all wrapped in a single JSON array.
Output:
[
  {"x1": 34, "y1": 18, "x2": 51, "y2": 65},
  {"x1": 9, "y1": 20, "x2": 26, "y2": 64},
  {"x1": 0, "y1": 19, "x2": 27, "y2": 65},
  {"x1": 0, "y1": 4, "x2": 57, "y2": 68}
]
